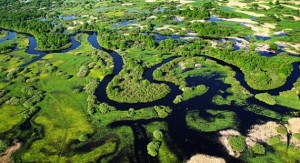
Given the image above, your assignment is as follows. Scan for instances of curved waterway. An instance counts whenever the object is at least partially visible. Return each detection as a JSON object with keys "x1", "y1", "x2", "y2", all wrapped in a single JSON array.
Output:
[
  {"x1": 2, "y1": 31, "x2": 300, "y2": 162},
  {"x1": 0, "y1": 30, "x2": 80, "y2": 67}
]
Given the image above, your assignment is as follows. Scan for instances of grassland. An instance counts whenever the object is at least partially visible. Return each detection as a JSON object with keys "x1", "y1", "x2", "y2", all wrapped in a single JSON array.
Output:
[{"x1": 1, "y1": 0, "x2": 300, "y2": 162}]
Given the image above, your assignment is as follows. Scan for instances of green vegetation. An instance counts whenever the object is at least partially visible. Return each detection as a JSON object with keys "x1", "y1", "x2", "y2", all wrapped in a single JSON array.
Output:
[
  {"x1": 206, "y1": 49, "x2": 298, "y2": 90},
  {"x1": 186, "y1": 109, "x2": 237, "y2": 132},
  {"x1": 174, "y1": 85, "x2": 208, "y2": 104},
  {"x1": 147, "y1": 141, "x2": 160, "y2": 157},
  {"x1": 0, "y1": 40, "x2": 16, "y2": 53},
  {"x1": 107, "y1": 57, "x2": 170, "y2": 103},
  {"x1": 0, "y1": 31, "x2": 8, "y2": 39},
  {"x1": 190, "y1": 22, "x2": 250, "y2": 37},
  {"x1": 269, "y1": 42, "x2": 278, "y2": 51},
  {"x1": 255, "y1": 93, "x2": 276, "y2": 105},
  {"x1": 1, "y1": 0, "x2": 300, "y2": 162},
  {"x1": 243, "y1": 139, "x2": 300, "y2": 162},
  {"x1": 0, "y1": 139, "x2": 9, "y2": 153},
  {"x1": 245, "y1": 104, "x2": 284, "y2": 120},
  {"x1": 272, "y1": 78, "x2": 300, "y2": 110},
  {"x1": 228, "y1": 135, "x2": 246, "y2": 153},
  {"x1": 252, "y1": 144, "x2": 265, "y2": 155}
]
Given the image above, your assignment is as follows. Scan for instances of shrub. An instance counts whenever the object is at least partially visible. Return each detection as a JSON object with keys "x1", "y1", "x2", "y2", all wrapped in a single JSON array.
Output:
[
  {"x1": 153, "y1": 106, "x2": 172, "y2": 118},
  {"x1": 84, "y1": 79, "x2": 99, "y2": 94},
  {"x1": 252, "y1": 144, "x2": 265, "y2": 155},
  {"x1": 0, "y1": 139, "x2": 9, "y2": 153},
  {"x1": 267, "y1": 136, "x2": 281, "y2": 145},
  {"x1": 269, "y1": 43, "x2": 278, "y2": 51},
  {"x1": 5, "y1": 97, "x2": 21, "y2": 105},
  {"x1": 78, "y1": 134, "x2": 88, "y2": 142},
  {"x1": 147, "y1": 141, "x2": 160, "y2": 157},
  {"x1": 153, "y1": 130, "x2": 163, "y2": 140},
  {"x1": 77, "y1": 65, "x2": 89, "y2": 78},
  {"x1": 229, "y1": 136, "x2": 246, "y2": 153}
]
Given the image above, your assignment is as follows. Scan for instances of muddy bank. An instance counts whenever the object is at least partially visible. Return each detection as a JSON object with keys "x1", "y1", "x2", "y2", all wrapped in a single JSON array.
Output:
[
  {"x1": 186, "y1": 154, "x2": 226, "y2": 163},
  {"x1": 0, "y1": 141, "x2": 21, "y2": 163}
]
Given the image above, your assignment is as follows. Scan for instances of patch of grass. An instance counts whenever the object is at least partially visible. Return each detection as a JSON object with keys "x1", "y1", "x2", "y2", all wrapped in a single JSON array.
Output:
[
  {"x1": 255, "y1": 93, "x2": 276, "y2": 105},
  {"x1": 244, "y1": 142, "x2": 300, "y2": 162},
  {"x1": 245, "y1": 104, "x2": 284, "y2": 120},
  {"x1": 0, "y1": 105, "x2": 27, "y2": 133},
  {"x1": 228, "y1": 135, "x2": 246, "y2": 153},
  {"x1": 186, "y1": 109, "x2": 237, "y2": 132}
]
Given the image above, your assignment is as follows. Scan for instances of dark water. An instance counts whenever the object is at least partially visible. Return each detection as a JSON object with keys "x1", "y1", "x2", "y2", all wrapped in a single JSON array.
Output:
[
  {"x1": 20, "y1": 34, "x2": 80, "y2": 67},
  {"x1": 113, "y1": 20, "x2": 138, "y2": 28},
  {"x1": 4, "y1": 31, "x2": 300, "y2": 162},
  {"x1": 0, "y1": 30, "x2": 16, "y2": 43},
  {"x1": 89, "y1": 33, "x2": 299, "y2": 162}
]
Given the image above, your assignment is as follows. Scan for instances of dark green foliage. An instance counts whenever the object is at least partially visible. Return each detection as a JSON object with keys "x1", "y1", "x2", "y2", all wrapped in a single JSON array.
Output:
[
  {"x1": 190, "y1": 22, "x2": 235, "y2": 37},
  {"x1": 269, "y1": 43, "x2": 278, "y2": 51},
  {"x1": 0, "y1": 40, "x2": 16, "y2": 53},
  {"x1": 206, "y1": 48, "x2": 294, "y2": 90},
  {"x1": 22, "y1": 107, "x2": 39, "y2": 119},
  {"x1": 172, "y1": 7, "x2": 210, "y2": 19},
  {"x1": 229, "y1": 136, "x2": 246, "y2": 153},
  {"x1": 0, "y1": 139, "x2": 9, "y2": 153}
]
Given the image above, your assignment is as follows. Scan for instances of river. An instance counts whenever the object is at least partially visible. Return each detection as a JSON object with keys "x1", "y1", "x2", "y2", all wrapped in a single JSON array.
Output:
[{"x1": 1, "y1": 30, "x2": 299, "y2": 162}]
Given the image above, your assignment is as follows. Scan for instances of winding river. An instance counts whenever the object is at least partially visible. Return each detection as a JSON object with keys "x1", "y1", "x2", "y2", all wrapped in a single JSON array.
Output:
[{"x1": 2, "y1": 30, "x2": 300, "y2": 162}]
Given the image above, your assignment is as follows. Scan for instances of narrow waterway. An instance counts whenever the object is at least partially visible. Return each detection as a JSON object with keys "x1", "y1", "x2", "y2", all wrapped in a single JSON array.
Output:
[{"x1": 2, "y1": 30, "x2": 300, "y2": 162}]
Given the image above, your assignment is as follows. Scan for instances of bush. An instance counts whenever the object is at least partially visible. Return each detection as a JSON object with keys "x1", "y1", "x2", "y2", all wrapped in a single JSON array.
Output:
[
  {"x1": 267, "y1": 136, "x2": 281, "y2": 145},
  {"x1": 252, "y1": 144, "x2": 265, "y2": 155},
  {"x1": 269, "y1": 43, "x2": 278, "y2": 51},
  {"x1": 229, "y1": 136, "x2": 246, "y2": 153},
  {"x1": 77, "y1": 65, "x2": 89, "y2": 78},
  {"x1": 153, "y1": 106, "x2": 172, "y2": 118},
  {"x1": 98, "y1": 102, "x2": 116, "y2": 113},
  {"x1": 0, "y1": 139, "x2": 9, "y2": 153},
  {"x1": 147, "y1": 141, "x2": 160, "y2": 157},
  {"x1": 84, "y1": 79, "x2": 99, "y2": 94},
  {"x1": 78, "y1": 134, "x2": 88, "y2": 142},
  {"x1": 5, "y1": 97, "x2": 21, "y2": 105},
  {"x1": 153, "y1": 130, "x2": 163, "y2": 140}
]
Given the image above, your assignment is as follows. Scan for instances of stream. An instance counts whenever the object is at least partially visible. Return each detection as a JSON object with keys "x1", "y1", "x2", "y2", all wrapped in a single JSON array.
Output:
[{"x1": 1, "y1": 30, "x2": 300, "y2": 162}]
